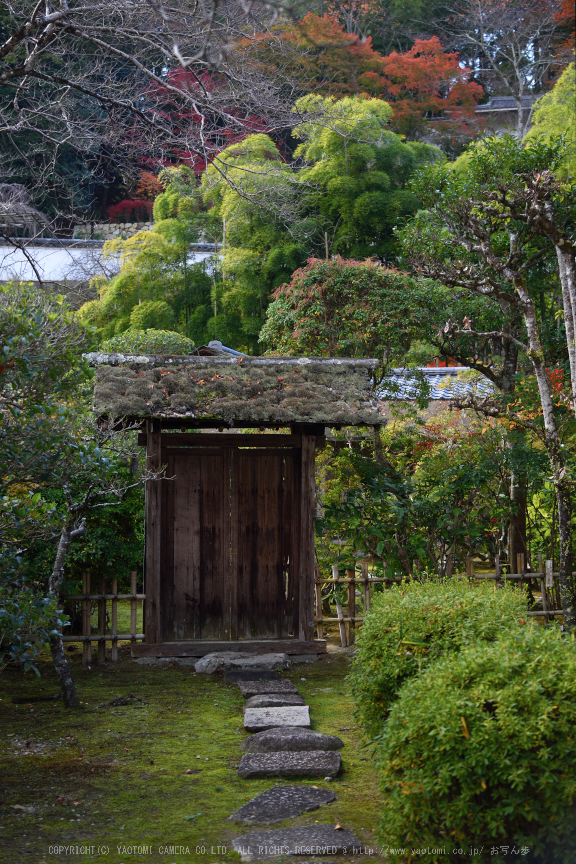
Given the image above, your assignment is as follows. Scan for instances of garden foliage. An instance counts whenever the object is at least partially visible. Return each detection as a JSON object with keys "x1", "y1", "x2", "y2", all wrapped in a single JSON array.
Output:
[
  {"x1": 377, "y1": 625, "x2": 576, "y2": 862},
  {"x1": 349, "y1": 580, "x2": 528, "y2": 737},
  {"x1": 101, "y1": 329, "x2": 195, "y2": 355}
]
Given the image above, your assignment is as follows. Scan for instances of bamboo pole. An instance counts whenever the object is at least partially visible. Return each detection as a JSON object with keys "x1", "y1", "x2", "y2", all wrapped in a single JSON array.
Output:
[
  {"x1": 346, "y1": 567, "x2": 355, "y2": 645},
  {"x1": 517, "y1": 552, "x2": 525, "y2": 592},
  {"x1": 361, "y1": 560, "x2": 370, "y2": 613},
  {"x1": 314, "y1": 564, "x2": 323, "y2": 640},
  {"x1": 538, "y1": 552, "x2": 548, "y2": 623},
  {"x1": 111, "y1": 577, "x2": 118, "y2": 661},
  {"x1": 82, "y1": 572, "x2": 91, "y2": 667},
  {"x1": 97, "y1": 574, "x2": 106, "y2": 664},
  {"x1": 332, "y1": 564, "x2": 347, "y2": 648},
  {"x1": 130, "y1": 571, "x2": 138, "y2": 643}
]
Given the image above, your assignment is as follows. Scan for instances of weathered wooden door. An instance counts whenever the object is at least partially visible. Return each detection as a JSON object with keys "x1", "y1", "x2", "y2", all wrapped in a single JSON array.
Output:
[{"x1": 160, "y1": 444, "x2": 300, "y2": 641}]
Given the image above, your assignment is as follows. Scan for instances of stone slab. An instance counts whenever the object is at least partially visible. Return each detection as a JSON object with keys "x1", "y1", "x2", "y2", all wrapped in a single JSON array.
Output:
[
  {"x1": 237, "y1": 680, "x2": 299, "y2": 698},
  {"x1": 243, "y1": 695, "x2": 305, "y2": 711},
  {"x1": 242, "y1": 727, "x2": 344, "y2": 753},
  {"x1": 237, "y1": 751, "x2": 341, "y2": 779},
  {"x1": 244, "y1": 706, "x2": 310, "y2": 732},
  {"x1": 195, "y1": 652, "x2": 291, "y2": 674},
  {"x1": 228, "y1": 785, "x2": 335, "y2": 824},
  {"x1": 232, "y1": 824, "x2": 362, "y2": 860},
  {"x1": 224, "y1": 670, "x2": 282, "y2": 683}
]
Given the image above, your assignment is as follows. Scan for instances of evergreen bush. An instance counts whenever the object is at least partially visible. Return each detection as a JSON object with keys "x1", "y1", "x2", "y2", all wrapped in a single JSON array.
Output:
[
  {"x1": 101, "y1": 329, "x2": 194, "y2": 355},
  {"x1": 349, "y1": 579, "x2": 528, "y2": 737},
  {"x1": 377, "y1": 625, "x2": 576, "y2": 862},
  {"x1": 129, "y1": 299, "x2": 174, "y2": 331}
]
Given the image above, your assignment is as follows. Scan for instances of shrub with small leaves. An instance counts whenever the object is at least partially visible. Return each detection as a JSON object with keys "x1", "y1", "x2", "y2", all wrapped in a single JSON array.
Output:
[
  {"x1": 101, "y1": 329, "x2": 194, "y2": 355},
  {"x1": 377, "y1": 625, "x2": 576, "y2": 862},
  {"x1": 349, "y1": 579, "x2": 528, "y2": 737}
]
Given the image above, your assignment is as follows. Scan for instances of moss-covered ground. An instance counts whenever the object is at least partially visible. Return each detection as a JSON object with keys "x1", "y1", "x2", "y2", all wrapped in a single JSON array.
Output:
[{"x1": 0, "y1": 648, "x2": 385, "y2": 864}]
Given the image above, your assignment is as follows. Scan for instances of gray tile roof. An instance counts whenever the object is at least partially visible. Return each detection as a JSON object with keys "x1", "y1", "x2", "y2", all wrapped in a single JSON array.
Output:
[{"x1": 382, "y1": 367, "x2": 494, "y2": 400}]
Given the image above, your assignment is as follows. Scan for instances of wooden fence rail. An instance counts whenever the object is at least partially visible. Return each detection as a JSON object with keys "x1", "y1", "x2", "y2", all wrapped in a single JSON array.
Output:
[
  {"x1": 63, "y1": 571, "x2": 144, "y2": 665},
  {"x1": 316, "y1": 554, "x2": 566, "y2": 647}
]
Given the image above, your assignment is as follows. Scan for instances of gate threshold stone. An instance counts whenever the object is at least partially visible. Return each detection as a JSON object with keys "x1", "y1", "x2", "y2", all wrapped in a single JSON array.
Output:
[
  {"x1": 242, "y1": 727, "x2": 344, "y2": 753},
  {"x1": 237, "y1": 680, "x2": 299, "y2": 698},
  {"x1": 228, "y1": 785, "x2": 336, "y2": 824},
  {"x1": 243, "y1": 694, "x2": 305, "y2": 711},
  {"x1": 196, "y1": 653, "x2": 291, "y2": 674},
  {"x1": 238, "y1": 751, "x2": 341, "y2": 779},
  {"x1": 244, "y1": 706, "x2": 310, "y2": 732},
  {"x1": 232, "y1": 824, "x2": 362, "y2": 860}
]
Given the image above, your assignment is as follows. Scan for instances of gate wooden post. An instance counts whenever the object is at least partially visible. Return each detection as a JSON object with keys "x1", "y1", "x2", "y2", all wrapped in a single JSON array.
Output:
[
  {"x1": 111, "y1": 577, "x2": 118, "y2": 662},
  {"x1": 145, "y1": 419, "x2": 162, "y2": 643},
  {"x1": 299, "y1": 433, "x2": 316, "y2": 642},
  {"x1": 97, "y1": 574, "x2": 106, "y2": 664},
  {"x1": 314, "y1": 564, "x2": 323, "y2": 640}
]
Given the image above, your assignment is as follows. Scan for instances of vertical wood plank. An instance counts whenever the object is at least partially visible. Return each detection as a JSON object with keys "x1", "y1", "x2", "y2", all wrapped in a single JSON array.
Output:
[
  {"x1": 346, "y1": 567, "x2": 355, "y2": 645},
  {"x1": 332, "y1": 564, "x2": 347, "y2": 648},
  {"x1": 97, "y1": 574, "x2": 106, "y2": 664},
  {"x1": 144, "y1": 420, "x2": 162, "y2": 643},
  {"x1": 299, "y1": 434, "x2": 316, "y2": 642},
  {"x1": 362, "y1": 560, "x2": 370, "y2": 612},
  {"x1": 161, "y1": 449, "x2": 175, "y2": 640},
  {"x1": 111, "y1": 577, "x2": 118, "y2": 662},
  {"x1": 130, "y1": 571, "x2": 137, "y2": 644},
  {"x1": 283, "y1": 450, "x2": 299, "y2": 640},
  {"x1": 82, "y1": 572, "x2": 91, "y2": 667},
  {"x1": 314, "y1": 564, "x2": 323, "y2": 640}
]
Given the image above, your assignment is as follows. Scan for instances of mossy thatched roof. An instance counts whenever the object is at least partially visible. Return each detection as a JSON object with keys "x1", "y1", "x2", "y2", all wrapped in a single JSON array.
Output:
[{"x1": 87, "y1": 353, "x2": 382, "y2": 427}]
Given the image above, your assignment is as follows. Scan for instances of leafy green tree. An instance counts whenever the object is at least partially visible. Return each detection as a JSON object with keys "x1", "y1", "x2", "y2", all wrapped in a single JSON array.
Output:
[
  {"x1": 292, "y1": 94, "x2": 443, "y2": 260},
  {"x1": 524, "y1": 62, "x2": 576, "y2": 178},
  {"x1": 398, "y1": 134, "x2": 576, "y2": 627}
]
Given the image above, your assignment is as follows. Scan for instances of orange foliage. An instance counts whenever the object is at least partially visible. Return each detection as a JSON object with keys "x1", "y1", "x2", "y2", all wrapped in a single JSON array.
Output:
[{"x1": 134, "y1": 170, "x2": 163, "y2": 200}]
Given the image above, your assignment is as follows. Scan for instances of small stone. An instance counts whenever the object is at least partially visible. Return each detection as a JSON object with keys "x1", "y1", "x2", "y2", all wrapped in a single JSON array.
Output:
[
  {"x1": 195, "y1": 653, "x2": 291, "y2": 674},
  {"x1": 231, "y1": 823, "x2": 361, "y2": 860},
  {"x1": 237, "y1": 680, "x2": 299, "y2": 699},
  {"x1": 237, "y1": 751, "x2": 342, "y2": 779},
  {"x1": 228, "y1": 785, "x2": 335, "y2": 824},
  {"x1": 243, "y1": 695, "x2": 305, "y2": 711},
  {"x1": 244, "y1": 706, "x2": 310, "y2": 732},
  {"x1": 242, "y1": 727, "x2": 344, "y2": 753}
]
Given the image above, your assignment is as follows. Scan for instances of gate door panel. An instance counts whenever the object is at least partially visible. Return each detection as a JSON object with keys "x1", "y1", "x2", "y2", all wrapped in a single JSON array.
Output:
[
  {"x1": 160, "y1": 443, "x2": 299, "y2": 642},
  {"x1": 232, "y1": 449, "x2": 299, "y2": 640},
  {"x1": 161, "y1": 448, "x2": 231, "y2": 641}
]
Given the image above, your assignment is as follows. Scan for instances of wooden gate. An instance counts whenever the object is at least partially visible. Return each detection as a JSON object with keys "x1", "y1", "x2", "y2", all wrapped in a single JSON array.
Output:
[{"x1": 159, "y1": 442, "x2": 300, "y2": 642}]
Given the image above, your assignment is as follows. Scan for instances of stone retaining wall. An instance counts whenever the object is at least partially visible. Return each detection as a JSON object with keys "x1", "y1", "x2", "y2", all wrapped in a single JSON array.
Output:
[{"x1": 74, "y1": 221, "x2": 154, "y2": 240}]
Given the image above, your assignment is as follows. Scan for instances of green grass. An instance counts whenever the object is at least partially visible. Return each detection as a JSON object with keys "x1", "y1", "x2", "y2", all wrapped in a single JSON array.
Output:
[{"x1": 0, "y1": 649, "x2": 384, "y2": 864}]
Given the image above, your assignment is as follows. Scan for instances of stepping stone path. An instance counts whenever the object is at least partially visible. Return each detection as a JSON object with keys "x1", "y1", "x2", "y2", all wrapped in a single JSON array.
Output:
[
  {"x1": 215, "y1": 661, "x2": 360, "y2": 858},
  {"x1": 228, "y1": 786, "x2": 336, "y2": 824},
  {"x1": 244, "y1": 706, "x2": 311, "y2": 732},
  {"x1": 232, "y1": 824, "x2": 363, "y2": 861},
  {"x1": 243, "y1": 694, "x2": 305, "y2": 710},
  {"x1": 242, "y1": 727, "x2": 344, "y2": 753},
  {"x1": 196, "y1": 652, "x2": 291, "y2": 674},
  {"x1": 238, "y1": 751, "x2": 342, "y2": 779}
]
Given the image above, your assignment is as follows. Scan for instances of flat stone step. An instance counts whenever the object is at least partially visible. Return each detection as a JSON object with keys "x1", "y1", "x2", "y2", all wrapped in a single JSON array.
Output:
[
  {"x1": 243, "y1": 695, "x2": 305, "y2": 711},
  {"x1": 237, "y1": 680, "x2": 299, "y2": 699},
  {"x1": 242, "y1": 727, "x2": 344, "y2": 753},
  {"x1": 228, "y1": 785, "x2": 336, "y2": 824},
  {"x1": 244, "y1": 706, "x2": 310, "y2": 732},
  {"x1": 196, "y1": 652, "x2": 290, "y2": 674},
  {"x1": 238, "y1": 751, "x2": 342, "y2": 779},
  {"x1": 224, "y1": 670, "x2": 283, "y2": 683},
  {"x1": 232, "y1": 824, "x2": 362, "y2": 860}
]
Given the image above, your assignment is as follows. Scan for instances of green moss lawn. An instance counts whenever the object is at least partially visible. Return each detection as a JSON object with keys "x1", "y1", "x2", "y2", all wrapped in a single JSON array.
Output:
[{"x1": 0, "y1": 647, "x2": 385, "y2": 864}]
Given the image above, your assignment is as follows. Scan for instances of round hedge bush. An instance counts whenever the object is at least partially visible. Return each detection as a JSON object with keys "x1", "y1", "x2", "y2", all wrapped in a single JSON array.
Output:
[
  {"x1": 377, "y1": 625, "x2": 576, "y2": 862},
  {"x1": 349, "y1": 579, "x2": 528, "y2": 737},
  {"x1": 101, "y1": 329, "x2": 194, "y2": 355}
]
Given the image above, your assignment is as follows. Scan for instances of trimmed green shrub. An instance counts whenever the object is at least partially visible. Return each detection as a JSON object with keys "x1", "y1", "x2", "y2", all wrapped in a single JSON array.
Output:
[
  {"x1": 377, "y1": 625, "x2": 576, "y2": 862},
  {"x1": 101, "y1": 329, "x2": 194, "y2": 355},
  {"x1": 349, "y1": 579, "x2": 528, "y2": 737},
  {"x1": 129, "y1": 299, "x2": 174, "y2": 330}
]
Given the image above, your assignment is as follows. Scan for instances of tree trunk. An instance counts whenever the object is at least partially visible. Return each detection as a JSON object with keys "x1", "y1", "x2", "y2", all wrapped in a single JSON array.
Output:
[
  {"x1": 50, "y1": 634, "x2": 79, "y2": 708},
  {"x1": 555, "y1": 246, "x2": 576, "y2": 416},
  {"x1": 509, "y1": 469, "x2": 527, "y2": 570},
  {"x1": 48, "y1": 521, "x2": 85, "y2": 708},
  {"x1": 514, "y1": 276, "x2": 575, "y2": 626}
]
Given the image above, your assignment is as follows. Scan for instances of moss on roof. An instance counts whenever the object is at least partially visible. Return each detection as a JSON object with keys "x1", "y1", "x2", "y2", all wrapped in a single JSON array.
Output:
[{"x1": 88, "y1": 353, "x2": 382, "y2": 426}]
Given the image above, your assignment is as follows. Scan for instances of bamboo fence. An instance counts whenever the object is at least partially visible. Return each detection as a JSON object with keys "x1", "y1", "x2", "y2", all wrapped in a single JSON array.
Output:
[
  {"x1": 315, "y1": 552, "x2": 565, "y2": 647},
  {"x1": 63, "y1": 571, "x2": 144, "y2": 665}
]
